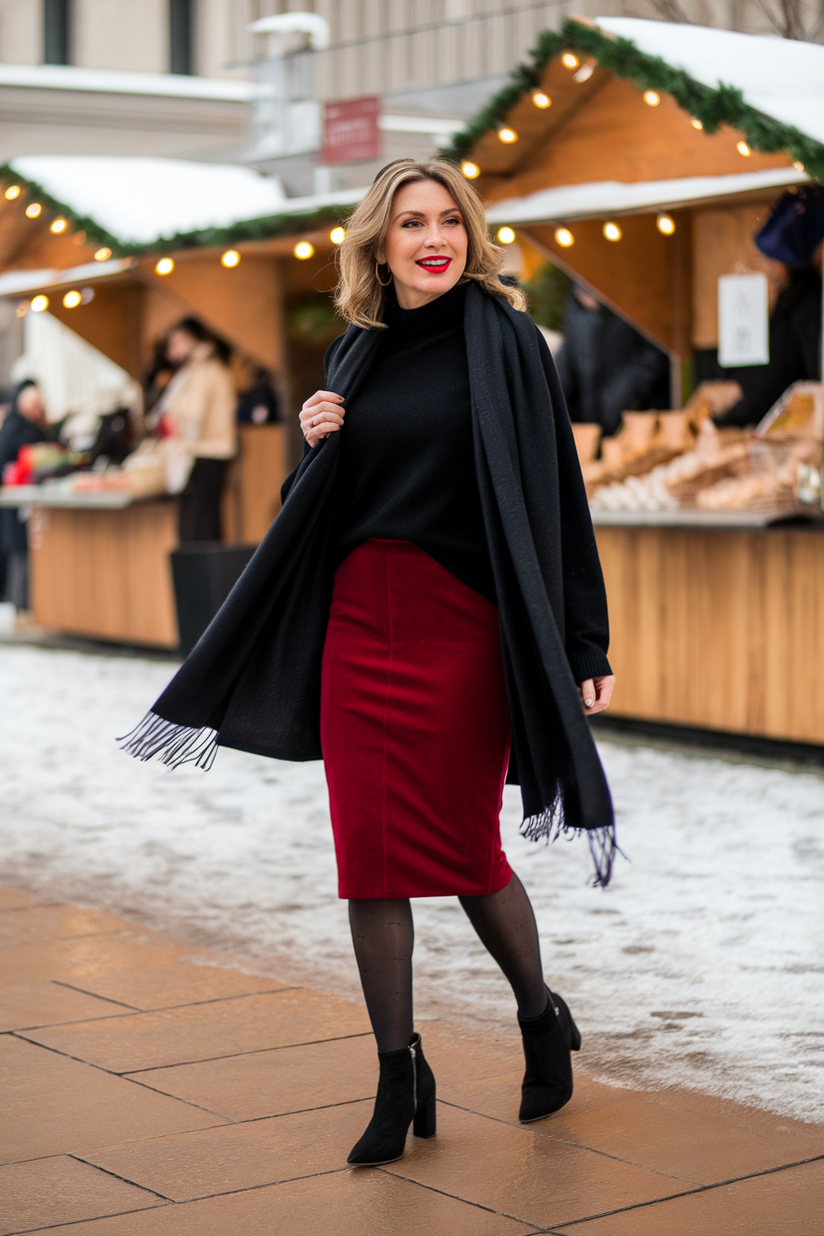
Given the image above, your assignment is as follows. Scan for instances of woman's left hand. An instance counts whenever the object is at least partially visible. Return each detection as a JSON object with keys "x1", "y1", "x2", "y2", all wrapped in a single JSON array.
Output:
[{"x1": 580, "y1": 675, "x2": 615, "y2": 715}]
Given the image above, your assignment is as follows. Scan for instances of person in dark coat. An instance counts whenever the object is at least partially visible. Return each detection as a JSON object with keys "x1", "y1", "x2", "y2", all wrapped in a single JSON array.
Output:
[
  {"x1": 0, "y1": 380, "x2": 50, "y2": 609},
  {"x1": 555, "y1": 287, "x2": 670, "y2": 436},
  {"x1": 122, "y1": 159, "x2": 616, "y2": 1168}
]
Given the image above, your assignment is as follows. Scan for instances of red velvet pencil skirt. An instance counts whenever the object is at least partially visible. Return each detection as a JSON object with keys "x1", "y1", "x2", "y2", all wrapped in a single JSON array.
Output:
[{"x1": 320, "y1": 539, "x2": 513, "y2": 899}]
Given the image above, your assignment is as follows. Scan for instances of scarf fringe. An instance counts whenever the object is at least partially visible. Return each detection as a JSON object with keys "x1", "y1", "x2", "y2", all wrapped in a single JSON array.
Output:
[
  {"x1": 520, "y1": 805, "x2": 623, "y2": 889},
  {"x1": 118, "y1": 711, "x2": 219, "y2": 771}
]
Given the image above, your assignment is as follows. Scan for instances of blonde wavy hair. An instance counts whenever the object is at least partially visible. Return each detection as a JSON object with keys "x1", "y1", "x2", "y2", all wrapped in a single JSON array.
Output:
[{"x1": 334, "y1": 158, "x2": 527, "y2": 330}]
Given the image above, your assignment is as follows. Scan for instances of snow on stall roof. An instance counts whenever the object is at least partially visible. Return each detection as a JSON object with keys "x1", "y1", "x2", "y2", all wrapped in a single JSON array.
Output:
[
  {"x1": 598, "y1": 17, "x2": 824, "y2": 145},
  {"x1": 486, "y1": 167, "x2": 807, "y2": 224},
  {"x1": 9, "y1": 157, "x2": 287, "y2": 246}
]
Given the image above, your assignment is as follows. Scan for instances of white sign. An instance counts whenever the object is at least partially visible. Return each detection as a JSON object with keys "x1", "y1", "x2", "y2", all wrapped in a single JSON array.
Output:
[{"x1": 718, "y1": 273, "x2": 769, "y2": 367}]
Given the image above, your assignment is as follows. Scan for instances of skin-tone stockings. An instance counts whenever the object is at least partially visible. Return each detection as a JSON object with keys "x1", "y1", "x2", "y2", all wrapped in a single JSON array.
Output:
[{"x1": 348, "y1": 872, "x2": 548, "y2": 1053}]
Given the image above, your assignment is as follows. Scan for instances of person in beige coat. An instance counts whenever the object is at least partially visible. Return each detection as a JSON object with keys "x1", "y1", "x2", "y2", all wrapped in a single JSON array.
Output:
[{"x1": 163, "y1": 318, "x2": 237, "y2": 541}]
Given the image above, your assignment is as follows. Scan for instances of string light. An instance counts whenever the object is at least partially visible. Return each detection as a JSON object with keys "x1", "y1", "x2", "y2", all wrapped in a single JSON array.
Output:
[
  {"x1": 4, "y1": 185, "x2": 21, "y2": 200},
  {"x1": 793, "y1": 160, "x2": 805, "y2": 172},
  {"x1": 330, "y1": 226, "x2": 345, "y2": 244},
  {"x1": 80, "y1": 287, "x2": 95, "y2": 304},
  {"x1": 532, "y1": 91, "x2": 551, "y2": 108},
  {"x1": 657, "y1": 214, "x2": 676, "y2": 235},
  {"x1": 573, "y1": 63, "x2": 594, "y2": 83},
  {"x1": 50, "y1": 218, "x2": 67, "y2": 234},
  {"x1": 603, "y1": 221, "x2": 622, "y2": 241},
  {"x1": 497, "y1": 226, "x2": 516, "y2": 244},
  {"x1": 294, "y1": 241, "x2": 314, "y2": 259},
  {"x1": 221, "y1": 249, "x2": 240, "y2": 268},
  {"x1": 690, "y1": 117, "x2": 703, "y2": 130},
  {"x1": 25, "y1": 203, "x2": 42, "y2": 218},
  {"x1": 31, "y1": 295, "x2": 49, "y2": 312},
  {"x1": 643, "y1": 90, "x2": 660, "y2": 107},
  {"x1": 94, "y1": 247, "x2": 111, "y2": 261},
  {"x1": 555, "y1": 227, "x2": 574, "y2": 247},
  {"x1": 63, "y1": 290, "x2": 81, "y2": 308},
  {"x1": 561, "y1": 52, "x2": 579, "y2": 69},
  {"x1": 461, "y1": 161, "x2": 480, "y2": 179},
  {"x1": 498, "y1": 127, "x2": 518, "y2": 143},
  {"x1": 155, "y1": 257, "x2": 174, "y2": 275},
  {"x1": 737, "y1": 140, "x2": 751, "y2": 157}
]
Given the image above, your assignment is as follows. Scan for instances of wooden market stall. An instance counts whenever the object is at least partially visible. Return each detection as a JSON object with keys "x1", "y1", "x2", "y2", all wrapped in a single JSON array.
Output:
[
  {"x1": 448, "y1": 16, "x2": 824, "y2": 744},
  {"x1": 0, "y1": 158, "x2": 349, "y2": 647}
]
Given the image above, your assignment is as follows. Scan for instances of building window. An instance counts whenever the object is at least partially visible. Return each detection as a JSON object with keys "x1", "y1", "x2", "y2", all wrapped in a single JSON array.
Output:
[
  {"x1": 170, "y1": 0, "x2": 193, "y2": 75},
  {"x1": 43, "y1": 0, "x2": 71, "y2": 65}
]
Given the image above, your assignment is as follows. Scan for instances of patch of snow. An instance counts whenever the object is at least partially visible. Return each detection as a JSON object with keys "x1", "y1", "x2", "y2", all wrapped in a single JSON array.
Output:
[{"x1": 0, "y1": 644, "x2": 822, "y2": 1123}]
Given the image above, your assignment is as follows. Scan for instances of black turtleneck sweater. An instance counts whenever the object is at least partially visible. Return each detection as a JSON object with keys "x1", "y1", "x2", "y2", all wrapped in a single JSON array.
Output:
[{"x1": 333, "y1": 280, "x2": 495, "y2": 601}]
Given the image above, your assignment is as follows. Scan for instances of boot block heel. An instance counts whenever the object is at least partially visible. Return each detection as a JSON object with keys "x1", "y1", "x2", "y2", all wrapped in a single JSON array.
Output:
[{"x1": 413, "y1": 1094, "x2": 437, "y2": 1139}]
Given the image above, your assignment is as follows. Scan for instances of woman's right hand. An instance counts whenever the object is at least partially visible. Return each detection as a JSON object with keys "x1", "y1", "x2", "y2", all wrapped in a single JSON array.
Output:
[{"x1": 300, "y1": 390, "x2": 345, "y2": 448}]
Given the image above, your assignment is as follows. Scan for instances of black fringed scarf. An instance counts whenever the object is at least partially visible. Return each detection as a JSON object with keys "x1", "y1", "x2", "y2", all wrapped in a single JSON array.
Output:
[{"x1": 121, "y1": 283, "x2": 618, "y2": 885}]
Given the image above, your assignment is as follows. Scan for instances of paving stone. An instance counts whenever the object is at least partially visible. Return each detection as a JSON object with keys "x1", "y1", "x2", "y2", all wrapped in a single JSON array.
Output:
[
  {"x1": 442, "y1": 1069, "x2": 824, "y2": 1186},
  {"x1": 20, "y1": 988, "x2": 371, "y2": 1073},
  {"x1": 383, "y1": 1100, "x2": 686, "y2": 1229},
  {"x1": 0, "y1": 980, "x2": 130, "y2": 1032},
  {"x1": 0, "y1": 1155, "x2": 164, "y2": 1235},
  {"x1": 127, "y1": 1034, "x2": 376, "y2": 1120},
  {"x1": 0, "y1": 1035, "x2": 226, "y2": 1163},
  {"x1": 21, "y1": 1167, "x2": 534, "y2": 1235},
  {"x1": 0, "y1": 931, "x2": 285, "y2": 1010},
  {"x1": 0, "y1": 904, "x2": 131, "y2": 947},
  {"x1": 550, "y1": 1156, "x2": 824, "y2": 1235},
  {"x1": 85, "y1": 1100, "x2": 380, "y2": 1199}
]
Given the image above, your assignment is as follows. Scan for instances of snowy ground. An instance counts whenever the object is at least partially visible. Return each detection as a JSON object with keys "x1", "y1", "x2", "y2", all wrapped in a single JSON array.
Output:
[{"x1": 1, "y1": 644, "x2": 822, "y2": 1124}]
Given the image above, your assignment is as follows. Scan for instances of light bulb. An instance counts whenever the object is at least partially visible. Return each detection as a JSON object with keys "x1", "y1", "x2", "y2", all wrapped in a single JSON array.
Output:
[
  {"x1": 294, "y1": 241, "x2": 314, "y2": 259},
  {"x1": 94, "y1": 247, "x2": 112, "y2": 261},
  {"x1": 555, "y1": 227, "x2": 574, "y2": 248},
  {"x1": 50, "y1": 218, "x2": 67, "y2": 234},
  {"x1": 498, "y1": 127, "x2": 518, "y2": 144},
  {"x1": 497, "y1": 226, "x2": 516, "y2": 245},
  {"x1": 25, "y1": 203, "x2": 42, "y2": 218},
  {"x1": 461, "y1": 161, "x2": 480, "y2": 179},
  {"x1": 330, "y1": 226, "x2": 345, "y2": 244},
  {"x1": 690, "y1": 117, "x2": 703, "y2": 130},
  {"x1": 737, "y1": 140, "x2": 751, "y2": 157},
  {"x1": 643, "y1": 90, "x2": 660, "y2": 107},
  {"x1": 155, "y1": 257, "x2": 174, "y2": 275},
  {"x1": 63, "y1": 290, "x2": 81, "y2": 308},
  {"x1": 573, "y1": 63, "x2": 594, "y2": 83},
  {"x1": 4, "y1": 185, "x2": 21, "y2": 200},
  {"x1": 793, "y1": 161, "x2": 805, "y2": 172},
  {"x1": 656, "y1": 214, "x2": 676, "y2": 235},
  {"x1": 532, "y1": 91, "x2": 551, "y2": 108},
  {"x1": 603, "y1": 221, "x2": 622, "y2": 242},
  {"x1": 31, "y1": 295, "x2": 49, "y2": 312},
  {"x1": 221, "y1": 249, "x2": 240, "y2": 268},
  {"x1": 562, "y1": 52, "x2": 579, "y2": 69}
]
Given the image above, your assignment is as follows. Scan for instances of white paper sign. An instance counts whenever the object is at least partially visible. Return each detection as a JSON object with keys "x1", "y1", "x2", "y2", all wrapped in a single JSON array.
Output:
[{"x1": 718, "y1": 273, "x2": 769, "y2": 367}]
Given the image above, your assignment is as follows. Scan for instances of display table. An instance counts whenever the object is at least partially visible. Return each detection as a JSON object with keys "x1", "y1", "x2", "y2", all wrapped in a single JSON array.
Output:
[
  {"x1": 2, "y1": 494, "x2": 180, "y2": 649},
  {"x1": 595, "y1": 520, "x2": 824, "y2": 745}
]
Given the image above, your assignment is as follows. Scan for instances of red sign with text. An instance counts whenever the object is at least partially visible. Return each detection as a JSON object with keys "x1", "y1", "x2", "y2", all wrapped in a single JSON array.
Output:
[{"x1": 322, "y1": 96, "x2": 380, "y2": 164}]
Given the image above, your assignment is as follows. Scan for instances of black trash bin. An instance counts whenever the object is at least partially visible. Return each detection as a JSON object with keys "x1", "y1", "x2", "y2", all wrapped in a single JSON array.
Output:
[{"x1": 171, "y1": 542, "x2": 257, "y2": 657}]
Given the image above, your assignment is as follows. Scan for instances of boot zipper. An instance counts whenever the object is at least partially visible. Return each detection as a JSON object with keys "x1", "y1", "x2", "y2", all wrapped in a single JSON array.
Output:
[{"x1": 409, "y1": 1042, "x2": 417, "y2": 1115}]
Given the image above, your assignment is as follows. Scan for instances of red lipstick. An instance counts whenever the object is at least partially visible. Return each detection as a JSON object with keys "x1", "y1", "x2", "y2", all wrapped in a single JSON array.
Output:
[{"x1": 415, "y1": 256, "x2": 452, "y2": 273}]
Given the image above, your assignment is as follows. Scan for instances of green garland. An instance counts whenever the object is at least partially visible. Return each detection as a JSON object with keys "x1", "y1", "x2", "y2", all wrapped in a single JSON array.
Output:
[
  {"x1": 0, "y1": 162, "x2": 349, "y2": 257},
  {"x1": 441, "y1": 18, "x2": 824, "y2": 183}
]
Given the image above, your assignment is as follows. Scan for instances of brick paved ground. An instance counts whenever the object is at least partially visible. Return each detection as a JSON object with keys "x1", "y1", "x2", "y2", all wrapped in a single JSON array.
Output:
[{"x1": 1, "y1": 884, "x2": 822, "y2": 1235}]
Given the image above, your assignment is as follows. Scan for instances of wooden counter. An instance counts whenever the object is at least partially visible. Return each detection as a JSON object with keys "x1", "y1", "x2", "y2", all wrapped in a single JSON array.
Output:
[
  {"x1": 29, "y1": 500, "x2": 179, "y2": 648},
  {"x1": 597, "y1": 523, "x2": 824, "y2": 745}
]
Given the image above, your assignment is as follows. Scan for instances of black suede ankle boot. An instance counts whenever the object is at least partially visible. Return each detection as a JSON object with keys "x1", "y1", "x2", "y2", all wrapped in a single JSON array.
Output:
[
  {"x1": 518, "y1": 988, "x2": 581, "y2": 1123},
  {"x1": 347, "y1": 1032, "x2": 437, "y2": 1166}
]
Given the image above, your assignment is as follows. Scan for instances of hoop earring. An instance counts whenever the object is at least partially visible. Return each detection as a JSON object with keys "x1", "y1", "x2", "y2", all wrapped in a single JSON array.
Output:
[{"x1": 375, "y1": 261, "x2": 392, "y2": 287}]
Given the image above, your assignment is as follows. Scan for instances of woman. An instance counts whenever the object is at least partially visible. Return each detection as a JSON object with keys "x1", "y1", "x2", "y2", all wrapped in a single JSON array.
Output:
[
  {"x1": 122, "y1": 159, "x2": 616, "y2": 1167},
  {"x1": 0, "y1": 380, "x2": 50, "y2": 609},
  {"x1": 159, "y1": 318, "x2": 237, "y2": 542}
]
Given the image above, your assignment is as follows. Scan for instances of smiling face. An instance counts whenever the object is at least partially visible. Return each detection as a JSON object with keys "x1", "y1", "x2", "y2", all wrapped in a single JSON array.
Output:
[{"x1": 380, "y1": 178, "x2": 468, "y2": 310}]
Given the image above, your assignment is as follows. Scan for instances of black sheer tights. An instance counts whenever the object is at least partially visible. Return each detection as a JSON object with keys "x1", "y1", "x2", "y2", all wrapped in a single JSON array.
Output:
[{"x1": 348, "y1": 874, "x2": 547, "y2": 1053}]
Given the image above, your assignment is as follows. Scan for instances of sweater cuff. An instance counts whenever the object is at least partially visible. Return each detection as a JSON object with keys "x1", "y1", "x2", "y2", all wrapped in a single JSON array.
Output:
[{"x1": 567, "y1": 644, "x2": 612, "y2": 683}]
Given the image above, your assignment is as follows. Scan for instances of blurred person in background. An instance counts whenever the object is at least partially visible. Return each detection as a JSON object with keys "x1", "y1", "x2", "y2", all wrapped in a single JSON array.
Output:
[
  {"x1": 158, "y1": 317, "x2": 237, "y2": 543},
  {"x1": 555, "y1": 286, "x2": 670, "y2": 437},
  {"x1": 0, "y1": 380, "x2": 50, "y2": 609}
]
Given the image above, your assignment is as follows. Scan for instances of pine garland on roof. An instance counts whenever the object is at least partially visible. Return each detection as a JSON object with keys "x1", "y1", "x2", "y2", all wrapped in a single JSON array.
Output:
[{"x1": 441, "y1": 18, "x2": 824, "y2": 182}]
